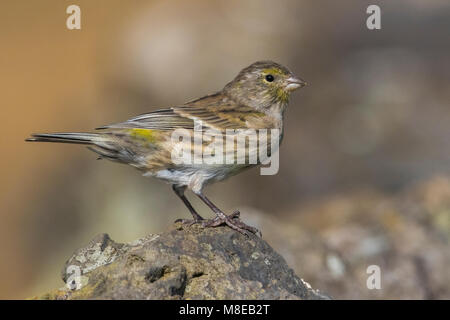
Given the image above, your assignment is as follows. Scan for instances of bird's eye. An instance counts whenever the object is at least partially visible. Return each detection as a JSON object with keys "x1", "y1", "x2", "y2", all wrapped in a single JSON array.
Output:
[{"x1": 265, "y1": 74, "x2": 274, "y2": 82}]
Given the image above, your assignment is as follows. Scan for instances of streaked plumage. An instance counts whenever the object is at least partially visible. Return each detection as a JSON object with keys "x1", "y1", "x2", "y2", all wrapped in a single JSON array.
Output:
[{"x1": 27, "y1": 61, "x2": 307, "y2": 236}]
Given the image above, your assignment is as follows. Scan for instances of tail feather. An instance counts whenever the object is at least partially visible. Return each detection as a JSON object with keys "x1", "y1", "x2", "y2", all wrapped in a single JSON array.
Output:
[
  {"x1": 26, "y1": 132, "x2": 134, "y2": 164},
  {"x1": 87, "y1": 145, "x2": 121, "y2": 161},
  {"x1": 26, "y1": 133, "x2": 98, "y2": 145},
  {"x1": 26, "y1": 131, "x2": 141, "y2": 165}
]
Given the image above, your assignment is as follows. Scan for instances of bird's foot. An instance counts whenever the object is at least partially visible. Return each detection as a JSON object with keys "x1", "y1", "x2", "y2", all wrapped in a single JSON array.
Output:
[
  {"x1": 174, "y1": 218, "x2": 203, "y2": 227},
  {"x1": 201, "y1": 210, "x2": 261, "y2": 237}
]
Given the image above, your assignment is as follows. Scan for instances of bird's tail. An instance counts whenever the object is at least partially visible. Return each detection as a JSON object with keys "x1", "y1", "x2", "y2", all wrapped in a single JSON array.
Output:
[
  {"x1": 26, "y1": 132, "x2": 99, "y2": 145},
  {"x1": 26, "y1": 132, "x2": 130, "y2": 162}
]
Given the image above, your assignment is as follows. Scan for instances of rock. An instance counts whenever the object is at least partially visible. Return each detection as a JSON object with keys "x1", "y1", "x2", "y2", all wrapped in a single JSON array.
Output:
[{"x1": 37, "y1": 223, "x2": 328, "y2": 300}]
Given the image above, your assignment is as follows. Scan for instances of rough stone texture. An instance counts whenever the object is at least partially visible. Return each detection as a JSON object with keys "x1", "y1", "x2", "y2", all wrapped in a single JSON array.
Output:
[{"x1": 37, "y1": 223, "x2": 328, "y2": 300}]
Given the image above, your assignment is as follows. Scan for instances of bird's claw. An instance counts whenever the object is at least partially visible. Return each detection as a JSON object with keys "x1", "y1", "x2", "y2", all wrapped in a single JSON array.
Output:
[
  {"x1": 174, "y1": 218, "x2": 203, "y2": 227},
  {"x1": 201, "y1": 210, "x2": 261, "y2": 237}
]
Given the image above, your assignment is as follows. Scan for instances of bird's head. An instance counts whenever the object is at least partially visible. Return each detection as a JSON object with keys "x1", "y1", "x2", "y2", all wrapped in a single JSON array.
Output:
[{"x1": 223, "y1": 60, "x2": 307, "y2": 111}]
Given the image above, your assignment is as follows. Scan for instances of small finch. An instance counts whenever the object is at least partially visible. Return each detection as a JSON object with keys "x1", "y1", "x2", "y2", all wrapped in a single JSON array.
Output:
[{"x1": 27, "y1": 61, "x2": 307, "y2": 236}]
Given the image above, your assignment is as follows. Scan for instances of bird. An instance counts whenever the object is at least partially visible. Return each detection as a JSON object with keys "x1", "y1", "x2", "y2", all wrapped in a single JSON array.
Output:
[{"x1": 26, "y1": 61, "x2": 307, "y2": 236}]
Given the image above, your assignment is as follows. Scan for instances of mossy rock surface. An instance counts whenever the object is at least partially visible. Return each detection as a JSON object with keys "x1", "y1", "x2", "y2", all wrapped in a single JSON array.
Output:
[{"x1": 36, "y1": 223, "x2": 328, "y2": 300}]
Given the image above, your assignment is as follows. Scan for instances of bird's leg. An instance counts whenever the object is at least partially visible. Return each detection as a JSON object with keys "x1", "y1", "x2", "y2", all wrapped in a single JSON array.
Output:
[
  {"x1": 195, "y1": 192, "x2": 261, "y2": 237},
  {"x1": 172, "y1": 185, "x2": 204, "y2": 224}
]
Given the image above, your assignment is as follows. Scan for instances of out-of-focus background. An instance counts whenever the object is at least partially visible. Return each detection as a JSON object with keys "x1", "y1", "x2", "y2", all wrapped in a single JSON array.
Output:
[{"x1": 1, "y1": 0, "x2": 449, "y2": 299}]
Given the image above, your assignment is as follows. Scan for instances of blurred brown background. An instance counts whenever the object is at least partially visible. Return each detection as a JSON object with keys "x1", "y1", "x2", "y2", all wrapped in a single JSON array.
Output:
[{"x1": 0, "y1": 0, "x2": 449, "y2": 299}]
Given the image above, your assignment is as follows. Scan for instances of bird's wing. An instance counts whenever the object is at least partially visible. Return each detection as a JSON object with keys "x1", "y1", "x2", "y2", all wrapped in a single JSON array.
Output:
[
  {"x1": 97, "y1": 93, "x2": 264, "y2": 132},
  {"x1": 97, "y1": 108, "x2": 195, "y2": 131}
]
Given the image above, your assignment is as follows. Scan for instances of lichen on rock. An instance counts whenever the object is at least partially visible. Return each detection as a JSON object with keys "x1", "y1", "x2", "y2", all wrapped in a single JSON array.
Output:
[{"x1": 38, "y1": 223, "x2": 328, "y2": 300}]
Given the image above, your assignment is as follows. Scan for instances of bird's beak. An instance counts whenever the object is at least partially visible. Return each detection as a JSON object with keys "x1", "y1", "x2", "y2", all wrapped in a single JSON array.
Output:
[{"x1": 285, "y1": 76, "x2": 308, "y2": 91}]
